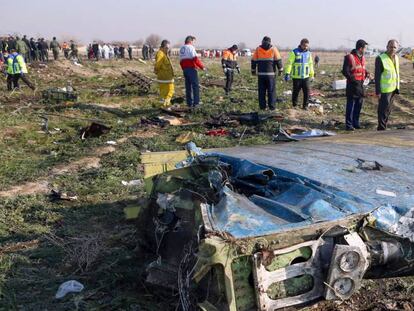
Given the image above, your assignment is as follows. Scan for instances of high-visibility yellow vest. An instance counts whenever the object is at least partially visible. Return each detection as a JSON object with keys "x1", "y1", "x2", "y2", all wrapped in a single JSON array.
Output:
[
  {"x1": 7, "y1": 53, "x2": 28, "y2": 74},
  {"x1": 379, "y1": 53, "x2": 399, "y2": 93},
  {"x1": 285, "y1": 48, "x2": 314, "y2": 79}
]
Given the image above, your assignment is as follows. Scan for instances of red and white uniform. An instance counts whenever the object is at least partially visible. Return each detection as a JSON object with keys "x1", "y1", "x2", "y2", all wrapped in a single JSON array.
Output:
[{"x1": 179, "y1": 43, "x2": 204, "y2": 70}]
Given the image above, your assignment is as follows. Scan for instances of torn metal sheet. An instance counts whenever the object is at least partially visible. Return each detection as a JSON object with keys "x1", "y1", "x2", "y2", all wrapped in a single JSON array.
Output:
[{"x1": 139, "y1": 130, "x2": 414, "y2": 311}]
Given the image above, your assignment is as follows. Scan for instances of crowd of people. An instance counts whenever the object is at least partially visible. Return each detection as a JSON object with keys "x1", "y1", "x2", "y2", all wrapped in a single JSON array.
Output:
[
  {"x1": 0, "y1": 35, "x2": 80, "y2": 63},
  {"x1": 0, "y1": 32, "x2": 407, "y2": 132},
  {"x1": 87, "y1": 42, "x2": 139, "y2": 61},
  {"x1": 153, "y1": 35, "x2": 403, "y2": 132}
]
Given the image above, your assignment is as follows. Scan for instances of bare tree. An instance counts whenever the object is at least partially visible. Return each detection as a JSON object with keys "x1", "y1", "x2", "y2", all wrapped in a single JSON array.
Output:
[
  {"x1": 145, "y1": 34, "x2": 162, "y2": 47},
  {"x1": 134, "y1": 39, "x2": 144, "y2": 47}
]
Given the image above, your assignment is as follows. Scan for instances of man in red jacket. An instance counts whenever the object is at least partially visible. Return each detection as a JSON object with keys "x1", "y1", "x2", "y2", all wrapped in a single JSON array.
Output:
[
  {"x1": 179, "y1": 35, "x2": 205, "y2": 108},
  {"x1": 342, "y1": 39, "x2": 370, "y2": 131}
]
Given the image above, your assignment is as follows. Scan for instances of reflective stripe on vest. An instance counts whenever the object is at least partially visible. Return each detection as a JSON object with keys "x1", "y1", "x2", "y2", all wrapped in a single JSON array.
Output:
[
  {"x1": 291, "y1": 49, "x2": 311, "y2": 79},
  {"x1": 348, "y1": 53, "x2": 366, "y2": 81},
  {"x1": 380, "y1": 53, "x2": 399, "y2": 93}
]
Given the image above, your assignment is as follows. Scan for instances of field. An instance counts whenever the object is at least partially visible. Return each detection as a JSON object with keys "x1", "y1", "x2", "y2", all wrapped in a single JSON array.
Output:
[{"x1": 0, "y1": 51, "x2": 413, "y2": 310}]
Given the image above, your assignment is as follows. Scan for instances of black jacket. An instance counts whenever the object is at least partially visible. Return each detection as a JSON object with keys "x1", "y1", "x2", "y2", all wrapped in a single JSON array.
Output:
[{"x1": 342, "y1": 50, "x2": 368, "y2": 98}]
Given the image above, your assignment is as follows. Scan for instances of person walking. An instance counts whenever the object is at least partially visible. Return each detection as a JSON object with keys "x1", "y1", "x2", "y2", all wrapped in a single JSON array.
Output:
[
  {"x1": 375, "y1": 40, "x2": 400, "y2": 131},
  {"x1": 251, "y1": 36, "x2": 283, "y2": 110},
  {"x1": 6, "y1": 49, "x2": 35, "y2": 91},
  {"x1": 179, "y1": 35, "x2": 205, "y2": 108},
  {"x1": 284, "y1": 38, "x2": 314, "y2": 110},
  {"x1": 342, "y1": 39, "x2": 370, "y2": 130},
  {"x1": 221, "y1": 44, "x2": 240, "y2": 95},
  {"x1": 50, "y1": 37, "x2": 61, "y2": 60},
  {"x1": 154, "y1": 40, "x2": 175, "y2": 107}
]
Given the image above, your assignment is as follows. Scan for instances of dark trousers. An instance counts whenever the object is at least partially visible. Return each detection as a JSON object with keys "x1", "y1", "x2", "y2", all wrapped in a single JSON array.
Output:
[
  {"x1": 377, "y1": 92, "x2": 396, "y2": 130},
  {"x1": 7, "y1": 74, "x2": 35, "y2": 90},
  {"x1": 93, "y1": 49, "x2": 99, "y2": 61},
  {"x1": 224, "y1": 70, "x2": 234, "y2": 94},
  {"x1": 345, "y1": 96, "x2": 363, "y2": 129},
  {"x1": 292, "y1": 78, "x2": 310, "y2": 108},
  {"x1": 258, "y1": 75, "x2": 276, "y2": 110},
  {"x1": 25, "y1": 52, "x2": 31, "y2": 63},
  {"x1": 53, "y1": 49, "x2": 59, "y2": 60},
  {"x1": 183, "y1": 68, "x2": 200, "y2": 107}
]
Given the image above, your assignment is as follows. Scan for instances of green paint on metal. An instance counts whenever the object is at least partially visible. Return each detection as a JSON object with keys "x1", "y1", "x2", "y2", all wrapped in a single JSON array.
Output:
[
  {"x1": 265, "y1": 246, "x2": 314, "y2": 299},
  {"x1": 267, "y1": 274, "x2": 314, "y2": 299},
  {"x1": 266, "y1": 246, "x2": 312, "y2": 271},
  {"x1": 231, "y1": 256, "x2": 256, "y2": 311}
]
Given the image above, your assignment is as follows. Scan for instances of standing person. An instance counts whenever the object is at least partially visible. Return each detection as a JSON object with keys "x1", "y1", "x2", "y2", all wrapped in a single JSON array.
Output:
[
  {"x1": 36, "y1": 39, "x2": 44, "y2": 61},
  {"x1": 119, "y1": 45, "x2": 125, "y2": 59},
  {"x1": 221, "y1": 44, "x2": 240, "y2": 95},
  {"x1": 142, "y1": 44, "x2": 148, "y2": 60},
  {"x1": 62, "y1": 41, "x2": 70, "y2": 59},
  {"x1": 314, "y1": 54, "x2": 320, "y2": 68},
  {"x1": 22, "y1": 35, "x2": 31, "y2": 63},
  {"x1": 6, "y1": 49, "x2": 35, "y2": 91},
  {"x1": 154, "y1": 40, "x2": 174, "y2": 107},
  {"x1": 284, "y1": 38, "x2": 315, "y2": 110},
  {"x1": 102, "y1": 44, "x2": 109, "y2": 59},
  {"x1": 127, "y1": 45, "x2": 133, "y2": 60},
  {"x1": 70, "y1": 40, "x2": 79, "y2": 61},
  {"x1": 179, "y1": 35, "x2": 205, "y2": 108},
  {"x1": 251, "y1": 36, "x2": 283, "y2": 111},
  {"x1": 16, "y1": 36, "x2": 28, "y2": 62},
  {"x1": 114, "y1": 46, "x2": 119, "y2": 58},
  {"x1": 92, "y1": 41, "x2": 100, "y2": 61},
  {"x1": 30, "y1": 38, "x2": 38, "y2": 61},
  {"x1": 341, "y1": 39, "x2": 370, "y2": 131},
  {"x1": 375, "y1": 40, "x2": 400, "y2": 131},
  {"x1": 50, "y1": 37, "x2": 61, "y2": 60},
  {"x1": 7, "y1": 36, "x2": 16, "y2": 52},
  {"x1": 40, "y1": 38, "x2": 49, "y2": 61}
]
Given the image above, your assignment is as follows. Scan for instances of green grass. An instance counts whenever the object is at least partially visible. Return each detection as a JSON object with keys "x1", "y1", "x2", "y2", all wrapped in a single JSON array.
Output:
[{"x1": 0, "y1": 56, "x2": 413, "y2": 310}]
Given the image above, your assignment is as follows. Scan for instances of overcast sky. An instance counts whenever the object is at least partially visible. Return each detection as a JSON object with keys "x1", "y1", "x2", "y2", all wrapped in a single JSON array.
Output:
[{"x1": 1, "y1": 0, "x2": 413, "y2": 49}]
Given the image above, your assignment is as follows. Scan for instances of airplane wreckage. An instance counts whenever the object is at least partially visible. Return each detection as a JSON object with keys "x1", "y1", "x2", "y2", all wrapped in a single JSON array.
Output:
[{"x1": 138, "y1": 130, "x2": 414, "y2": 311}]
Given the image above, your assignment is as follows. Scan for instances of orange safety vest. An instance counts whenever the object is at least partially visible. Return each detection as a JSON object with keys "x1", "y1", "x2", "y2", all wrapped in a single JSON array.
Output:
[
  {"x1": 347, "y1": 53, "x2": 366, "y2": 81},
  {"x1": 252, "y1": 46, "x2": 281, "y2": 75}
]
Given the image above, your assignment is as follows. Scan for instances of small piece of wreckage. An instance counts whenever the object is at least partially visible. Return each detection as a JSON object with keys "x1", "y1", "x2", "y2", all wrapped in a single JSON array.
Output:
[{"x1": 138, "y1": 143, "x2": 414, "y2": 311}]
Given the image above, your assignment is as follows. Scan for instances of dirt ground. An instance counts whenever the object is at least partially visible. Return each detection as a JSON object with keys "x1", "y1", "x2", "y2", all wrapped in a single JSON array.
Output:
[{"x1": 0, "y1": 51, "x2": 413, "y2": 310}]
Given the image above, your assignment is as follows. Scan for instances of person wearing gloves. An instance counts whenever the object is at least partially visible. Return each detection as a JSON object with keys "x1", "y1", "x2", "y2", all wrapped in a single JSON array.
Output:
[
  {"x1": 154, "y1": 40, "x2": 175, "y2": 107},
  {"x1": 251, "y1": 36, "x2": 283, "y2": 111},
  {"x1": 179, "y1": 35, "x2": 205, "y2": 108},
  {"x1": 284, "y1": 38, "x2": 314, "y2": 109},
  {"x1": 221, "y1": 44, "x2": 240, "y2": 95}
]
